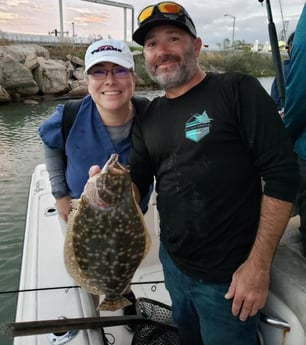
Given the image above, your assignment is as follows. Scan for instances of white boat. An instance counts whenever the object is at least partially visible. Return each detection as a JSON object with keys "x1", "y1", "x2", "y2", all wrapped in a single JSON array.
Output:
[
  {"x1": 258, "y1": 215, "x2": 306, "y2": 345},
  {"x1": 13, "y1": 164, "x2": 306, "y2": 345},
  {"x1": 13, "y1": 164, "x2": 170, "y2": 345}
]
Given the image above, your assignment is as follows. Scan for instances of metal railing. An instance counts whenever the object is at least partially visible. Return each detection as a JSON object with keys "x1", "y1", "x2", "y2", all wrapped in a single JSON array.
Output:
[{"x1": 0, "y1": 32, "x2": 92, "y2": 46}]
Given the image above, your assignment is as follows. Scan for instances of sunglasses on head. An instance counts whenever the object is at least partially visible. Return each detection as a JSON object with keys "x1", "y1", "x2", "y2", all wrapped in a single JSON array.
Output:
[{"x1": 138, "y1": 1, "x2": 186, "y2": 25}]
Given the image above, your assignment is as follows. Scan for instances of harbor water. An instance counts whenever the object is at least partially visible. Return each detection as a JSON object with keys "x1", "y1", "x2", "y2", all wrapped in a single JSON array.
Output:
[{"x1": 0, "y1": 78, "x2": 273, "y2": 345}]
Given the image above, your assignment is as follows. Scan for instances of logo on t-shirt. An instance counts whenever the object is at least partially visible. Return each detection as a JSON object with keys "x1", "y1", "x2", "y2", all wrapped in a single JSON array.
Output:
[{"x1": 185, "y1": 110, "x2": 212, "y2": 142}]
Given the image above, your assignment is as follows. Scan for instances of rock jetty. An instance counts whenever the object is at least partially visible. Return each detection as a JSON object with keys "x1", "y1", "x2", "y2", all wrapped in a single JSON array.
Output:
[{"x1": 0, "y1": 44, "x2": 93, "y2": 103}]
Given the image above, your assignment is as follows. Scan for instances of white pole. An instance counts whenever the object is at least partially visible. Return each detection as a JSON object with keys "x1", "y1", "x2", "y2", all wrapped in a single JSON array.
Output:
[
  {"x1": 59, "y1": 0, "x2": 64, "y2": 38},
  {"x1": 123, "y1": 7, "x2": 127, "y2": 41},
  {"x1": 224, "y1": 13, "x2": 236, "y2": 49},
  {"x1": 278, "y1": 0, "x2": 286, "y2": 40}
]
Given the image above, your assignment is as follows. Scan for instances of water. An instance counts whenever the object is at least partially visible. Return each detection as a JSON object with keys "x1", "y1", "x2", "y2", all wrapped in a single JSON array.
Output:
[
  {"x1": 0, "y1": 100, "x2": 62, "y2": 344},
  {"x1": 0, "y1": 79, "x2": 272, "y2": 345}
]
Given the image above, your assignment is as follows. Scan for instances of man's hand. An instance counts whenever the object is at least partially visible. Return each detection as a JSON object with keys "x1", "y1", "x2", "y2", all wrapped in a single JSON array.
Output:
[
  {"x1": 225, "y1": 195, "x2": 294, "y2": 321},
  {"x1": 224, "y1": 259, "x2": 269, "y2": 321}
]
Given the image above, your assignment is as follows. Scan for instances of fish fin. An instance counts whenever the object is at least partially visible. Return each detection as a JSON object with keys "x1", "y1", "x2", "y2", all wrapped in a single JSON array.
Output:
[
  {"x1": 70, "y1": 198, "x2": 80, "y2": 210},
  {"x1": 132, "y1": 195, "x2": 152, "y2": 259},
  {"x1": 97, "y1": 296, "x2": 132, "y2": 312}
]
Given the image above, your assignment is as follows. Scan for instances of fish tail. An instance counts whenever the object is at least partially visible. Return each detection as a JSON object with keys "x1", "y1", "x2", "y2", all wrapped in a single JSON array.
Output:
[{"x1": 97, "y1": 296, "x2": 132, "y2": 312}]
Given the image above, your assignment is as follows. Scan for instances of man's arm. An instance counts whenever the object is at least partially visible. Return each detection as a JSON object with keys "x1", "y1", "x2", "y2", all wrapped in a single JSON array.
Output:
[{"x1": 225, "y1": 195, "x2": 293, "y2": 321}]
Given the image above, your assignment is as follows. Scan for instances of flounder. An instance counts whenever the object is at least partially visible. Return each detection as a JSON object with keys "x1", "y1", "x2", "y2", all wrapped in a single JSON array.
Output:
[{"x1": 64, "y1": 153, "x2": 151, "y2": 311}]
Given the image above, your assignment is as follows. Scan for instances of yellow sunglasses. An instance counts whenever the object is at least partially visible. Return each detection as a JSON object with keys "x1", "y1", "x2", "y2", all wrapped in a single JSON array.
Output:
[{"x1": 138, "y1": 2, "x2": 184, "y2": 25}]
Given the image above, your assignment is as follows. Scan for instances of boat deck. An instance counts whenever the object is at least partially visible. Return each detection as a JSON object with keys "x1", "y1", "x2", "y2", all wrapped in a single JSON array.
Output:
[
  {"x1": 269, "y1": 216, "x2": 306, "y2": 331},
  {"x1": 14, "y1": 164, "x2": 170, "y2": 345}
]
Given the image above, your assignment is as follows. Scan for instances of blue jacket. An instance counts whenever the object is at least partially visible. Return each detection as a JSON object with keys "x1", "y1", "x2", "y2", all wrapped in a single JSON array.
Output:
[
  {"x1": 283, "y1": 4, "x2": 306, "y2": 160},
  {"x1": 39, "y1": 94, "x2": 151, "y2": 211}
]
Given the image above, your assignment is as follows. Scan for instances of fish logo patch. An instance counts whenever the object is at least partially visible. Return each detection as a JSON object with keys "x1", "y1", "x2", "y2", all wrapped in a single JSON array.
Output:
[{"x1": 185, "y1": 111, "x2": 212, "y2": 142}]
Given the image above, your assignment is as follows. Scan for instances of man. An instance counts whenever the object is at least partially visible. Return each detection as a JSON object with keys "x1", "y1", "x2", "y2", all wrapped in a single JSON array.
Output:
[
  {"x1": 283, "y1": 3, "x2": 306, "y2": 258},
  {"x1": 129, "y1": 2, "x2": 299, "y2": 345}
]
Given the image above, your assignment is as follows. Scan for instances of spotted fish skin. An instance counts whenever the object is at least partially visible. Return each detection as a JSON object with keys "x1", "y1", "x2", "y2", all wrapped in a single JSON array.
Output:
[{"x1": 64, "y1": 154, "x2": 151, "y2": 311}]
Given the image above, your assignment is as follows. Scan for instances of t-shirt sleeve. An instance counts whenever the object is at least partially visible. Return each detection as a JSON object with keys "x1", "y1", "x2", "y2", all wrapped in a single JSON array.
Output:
[{"x1": 237, "y1": 74, "x2": 299, "y2": 202}]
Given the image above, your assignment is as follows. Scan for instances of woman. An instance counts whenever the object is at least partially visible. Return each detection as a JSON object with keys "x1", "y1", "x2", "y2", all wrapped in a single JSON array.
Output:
[
  {"x1": 39, "y1": 38, "x2": 150, "y2": 222},
  {"x1": 39, "y1": 38, "x2": 150, "y2": 322}
]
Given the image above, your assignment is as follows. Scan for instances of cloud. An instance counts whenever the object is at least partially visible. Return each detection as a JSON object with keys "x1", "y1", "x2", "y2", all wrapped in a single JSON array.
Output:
[{"x1": 0, "y1": 0, "x2": 304, "y2": 46}]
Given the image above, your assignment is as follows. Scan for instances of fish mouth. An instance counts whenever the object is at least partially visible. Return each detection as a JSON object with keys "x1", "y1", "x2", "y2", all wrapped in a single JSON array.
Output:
[
  {"x1": 83, "y1": 154, "x2": 131, "y2": 207},
  {"x1": 102, "y1": 154, "x2": 130, "y2": 175}
]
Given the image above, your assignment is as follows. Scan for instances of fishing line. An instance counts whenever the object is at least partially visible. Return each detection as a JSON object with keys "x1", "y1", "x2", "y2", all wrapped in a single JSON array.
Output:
[
  {"x1": 0, "y1": 280, "x2": 165, "y2": 295},
  {"x1": 131, "y1": 280, "x2": 164, "y2": 285},
  {"x1": 0, "y1": 285, "x2": 81, "y2": 295}
]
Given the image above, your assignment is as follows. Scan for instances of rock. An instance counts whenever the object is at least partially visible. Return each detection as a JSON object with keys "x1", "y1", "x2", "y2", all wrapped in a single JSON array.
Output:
[
  {"x1": 135, "y1": 76, "x2": 146, "y2": 87},
  {"x1": 0, "y1": 85, "x2": 11, "y2": 102},
  {"x1": 23, "y1": 99, "x2": 40, "y2": 105},
  {"x1": 67, "y1": 80, "x2": 88, "y2": 97},
  {"x1": 72, "y1": 67, "x2": 85, "y2": 81},
  {"x1": 33, "y1": 57, "x2": 68, "y2": 94},
  {"x1": 65, "y1": 60, "x2": 75, "y2": 78},
  {"x1": 0, "y1": 54, "x2": 39, "y2": 96},
  {"x1": 0, "y1": 44, "x2": 85, "y2": 101},
  {"x1": 24, "y1": 54, "x2": 40, "y2": 71},
  {"x1": 0, "y1": 44, "x2": 50, "y2": 63},
  {"x1": 0, "y1": 43, "x2": 152, "y2": 102},
  {"x1": 66, "y1": 86, "x2": 88, "y2": 97},
  {"x1": 66, "y1": 54, "x2": 84, "y2": 67}
]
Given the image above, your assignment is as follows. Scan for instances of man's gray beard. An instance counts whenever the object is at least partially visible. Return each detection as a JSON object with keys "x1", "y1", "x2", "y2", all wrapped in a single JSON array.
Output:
[
  {"x1": 145, "y1": 44, "x2": 199, "y2": 91},
  {"x1": 147, "y1": 61, "x2": 198, "y2": 90}
]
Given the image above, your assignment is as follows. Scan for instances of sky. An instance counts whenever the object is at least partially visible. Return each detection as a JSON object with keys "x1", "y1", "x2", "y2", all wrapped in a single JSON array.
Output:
[{"x1": 0, "y1": 0, "x2": 304, "y2": 49}]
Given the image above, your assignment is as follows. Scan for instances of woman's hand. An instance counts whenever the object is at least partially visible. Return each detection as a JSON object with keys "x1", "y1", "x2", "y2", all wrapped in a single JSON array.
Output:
[
  {"x1": 55, "y1": 196, "x2": 72, "y2": 222},
  {"x1": 88, "y1": 165, "x2": 101, "y2": 177}
]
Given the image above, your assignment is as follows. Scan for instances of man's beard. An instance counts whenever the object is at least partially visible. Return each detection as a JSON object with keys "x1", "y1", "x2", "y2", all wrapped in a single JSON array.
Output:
[{"x1": 145, "y1": 48, "x2": 198, "y2": 90}]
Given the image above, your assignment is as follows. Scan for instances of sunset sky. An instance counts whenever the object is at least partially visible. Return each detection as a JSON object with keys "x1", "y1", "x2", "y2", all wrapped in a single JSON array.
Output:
[{"x1": 0, "y1": 0, "x2": 304, "y2": 49}]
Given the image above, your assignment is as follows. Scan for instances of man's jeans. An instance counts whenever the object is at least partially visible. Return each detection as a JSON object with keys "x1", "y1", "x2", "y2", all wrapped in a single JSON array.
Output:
[
  {"x1": 159, "y1": 244, "x2": 259, "y2": 345},
  {"x1": 297, "y1": 156, "x2": 306, "y2": 256}
]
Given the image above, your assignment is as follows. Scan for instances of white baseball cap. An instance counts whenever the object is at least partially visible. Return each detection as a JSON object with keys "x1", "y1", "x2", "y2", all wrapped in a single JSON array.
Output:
[{"x1": 84, "y1": 38, "x2": 135, "y2": 73}]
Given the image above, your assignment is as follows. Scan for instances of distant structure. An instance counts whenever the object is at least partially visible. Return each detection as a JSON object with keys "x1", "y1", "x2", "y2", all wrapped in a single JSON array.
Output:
[
  {"x1": 251, "y1": 40, "x2": 259, "y2": 52},
  {"x1": 0, "y1": 31, "x2": 91, "y2": 45},
  {"x1": 263, "y1": 41, "x2": 270, "y2": 53},
  {"x1": 48, "y1": 29, "x2": 69, "y2": 37},
  {"x1": 81, "y1": 0, "x2": 134, "y2": 42}
]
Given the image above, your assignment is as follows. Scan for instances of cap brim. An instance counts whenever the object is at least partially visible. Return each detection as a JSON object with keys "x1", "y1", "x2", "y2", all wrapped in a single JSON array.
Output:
[
  {"x1": 133, "y1": 19, "x2": 196, "y2": 46},
  {"x1": 84, "y1": 56, "x2": 134, "y2": 74}
]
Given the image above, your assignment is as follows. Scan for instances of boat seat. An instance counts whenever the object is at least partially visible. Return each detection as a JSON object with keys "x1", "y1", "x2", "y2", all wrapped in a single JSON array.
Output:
[{"x1": 269, "y1": 216, "x2": 306, "y2": 332}]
